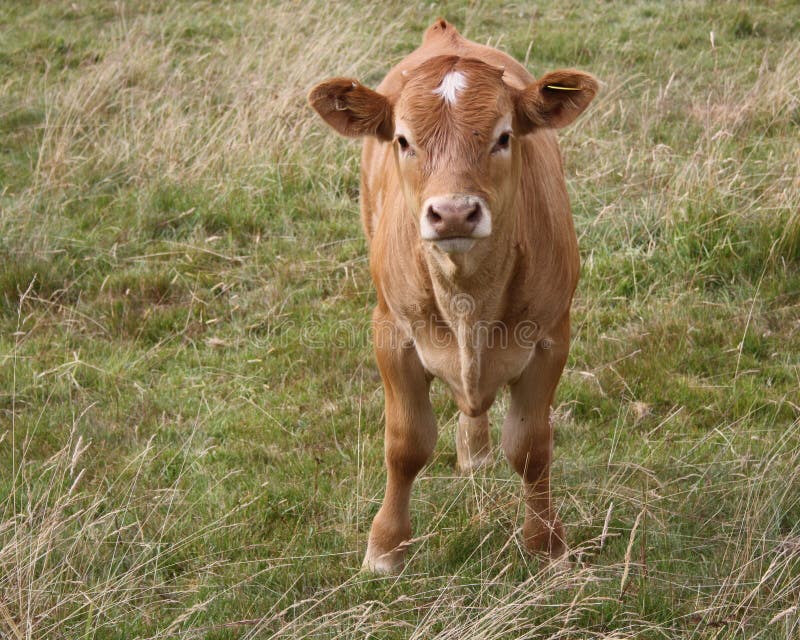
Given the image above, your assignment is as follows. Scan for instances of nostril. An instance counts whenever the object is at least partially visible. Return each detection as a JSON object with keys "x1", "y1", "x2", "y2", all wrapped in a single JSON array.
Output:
[
  {"x1": 427, "y1": 206, "x2": 442, "y2": 224},
  {"x1": 466, "y1": 205, "x2": 481, "y2": 224}
]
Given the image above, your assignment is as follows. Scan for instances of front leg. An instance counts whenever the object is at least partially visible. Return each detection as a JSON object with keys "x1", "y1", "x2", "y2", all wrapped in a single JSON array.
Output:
[
  {"x1": 502, "y1": 315, "x2": 570, "y2": 558},
  {"x1": 363, "y1": 308, "x2": 437, "y2": 573}
]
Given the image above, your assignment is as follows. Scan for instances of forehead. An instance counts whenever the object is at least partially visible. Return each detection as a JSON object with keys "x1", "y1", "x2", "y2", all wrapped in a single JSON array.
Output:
[{"x1": 395, "y1": 56, "x2": 511, "y2": 149}]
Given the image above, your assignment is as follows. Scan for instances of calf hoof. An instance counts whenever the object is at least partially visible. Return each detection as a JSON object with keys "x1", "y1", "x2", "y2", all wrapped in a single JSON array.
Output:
[
  {"x1": 523, "y1": 517, "x2": 567, "y2": 559},
  {"x1": 456, "y1": 453, "x2": 491, "y2": 474},
  {"x1": 362, "y1": 512, "x2": 411, "y2": 574},
  {"x1": 362, "y1": 539, "x2": 406, "y2": 574}
]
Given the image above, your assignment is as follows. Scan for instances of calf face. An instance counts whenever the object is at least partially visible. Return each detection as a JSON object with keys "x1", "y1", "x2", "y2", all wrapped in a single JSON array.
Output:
[{"x1": 309, "y1": 56, "x2": 596, "y2": 259}]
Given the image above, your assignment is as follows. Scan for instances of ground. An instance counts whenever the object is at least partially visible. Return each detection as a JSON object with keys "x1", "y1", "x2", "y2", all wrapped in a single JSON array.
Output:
[{"x1": 1, "y1": 1, "x2": 799, "y2": 638}]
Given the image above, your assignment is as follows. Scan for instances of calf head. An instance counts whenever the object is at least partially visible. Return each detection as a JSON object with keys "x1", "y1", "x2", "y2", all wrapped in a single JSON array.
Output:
[{"x1": 309, "y1": 55, "x2": 597, "y2": 260}]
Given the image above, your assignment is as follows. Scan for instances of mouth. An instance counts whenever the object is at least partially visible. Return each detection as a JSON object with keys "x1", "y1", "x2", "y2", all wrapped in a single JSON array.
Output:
[{"x1": 430, "y1": 237, "x2": 478, "y2": 254}]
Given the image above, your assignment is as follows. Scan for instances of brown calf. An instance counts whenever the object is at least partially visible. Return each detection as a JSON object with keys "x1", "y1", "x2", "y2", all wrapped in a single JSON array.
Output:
[{"x1": 309, "y1": 19, "x2": 598, "y2": 573}]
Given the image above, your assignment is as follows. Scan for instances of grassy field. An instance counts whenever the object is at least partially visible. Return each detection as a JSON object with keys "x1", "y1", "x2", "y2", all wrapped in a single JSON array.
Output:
[{"x1": 1, "y1": 1, "x2": 799, "y2": 638}]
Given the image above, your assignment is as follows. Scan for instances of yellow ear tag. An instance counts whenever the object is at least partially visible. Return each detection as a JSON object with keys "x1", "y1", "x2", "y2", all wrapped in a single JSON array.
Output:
[{"x1": 546, "y1": 85, "x2": 581, "y2": 91}]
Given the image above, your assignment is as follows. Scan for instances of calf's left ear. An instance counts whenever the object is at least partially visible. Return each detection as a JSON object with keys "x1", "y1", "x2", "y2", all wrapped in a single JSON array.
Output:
[
  {"x1": 514, "y1": 69, "x2": 599, "y2": 133},
  {"x1": 308, "y1": 78, "x2": 394, "y2": 141}
]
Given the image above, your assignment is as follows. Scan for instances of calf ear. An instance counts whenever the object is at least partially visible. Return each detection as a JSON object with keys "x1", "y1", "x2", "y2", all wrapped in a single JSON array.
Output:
[
  {"x1": 308, "y1": 78, "x2": 394, "y2": 141},
  {"x1": 514, "y1": 69, "x2": 598, "y2": 133}
]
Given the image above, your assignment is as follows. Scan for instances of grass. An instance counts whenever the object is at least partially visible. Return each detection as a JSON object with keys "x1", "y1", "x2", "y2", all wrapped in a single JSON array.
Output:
[{"x1": 1, "y1": 0, "x2": 799, "y2": 638}]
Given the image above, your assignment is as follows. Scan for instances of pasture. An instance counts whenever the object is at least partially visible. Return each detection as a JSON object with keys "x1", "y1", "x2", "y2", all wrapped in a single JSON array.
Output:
[{"x1": 1, "y1": 1, "x2": 799, "y2": 638}]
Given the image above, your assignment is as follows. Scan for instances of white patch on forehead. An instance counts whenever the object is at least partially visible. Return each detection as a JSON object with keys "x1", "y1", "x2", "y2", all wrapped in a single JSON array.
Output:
[{"x1": 433, "y1": 71, "x2": 467, "y2": 105}]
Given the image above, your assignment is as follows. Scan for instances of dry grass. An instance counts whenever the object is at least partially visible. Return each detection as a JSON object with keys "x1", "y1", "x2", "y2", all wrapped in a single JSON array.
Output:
[{"x1": 32, "y1": 2, "x2": 409, "y2": 194}]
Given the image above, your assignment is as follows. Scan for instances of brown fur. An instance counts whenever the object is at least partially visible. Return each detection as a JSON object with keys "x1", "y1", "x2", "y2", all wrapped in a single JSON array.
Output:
[{"x1": 308, "y1": 19, "x2": 598, "y2": 573}]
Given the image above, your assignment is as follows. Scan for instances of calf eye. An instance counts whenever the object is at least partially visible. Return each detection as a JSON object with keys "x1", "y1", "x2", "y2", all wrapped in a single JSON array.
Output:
[
  {"x1": 395, "y1": 135, "x2": 416, "y2": 158},
  {"x1": 492, "y1": 131, "x2": 511, "y2": 154}
]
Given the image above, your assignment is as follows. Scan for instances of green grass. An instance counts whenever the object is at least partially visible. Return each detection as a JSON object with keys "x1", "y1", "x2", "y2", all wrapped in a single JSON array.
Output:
[{"x1": 1, "y1": 1, "x2": 799, "y2": 638}]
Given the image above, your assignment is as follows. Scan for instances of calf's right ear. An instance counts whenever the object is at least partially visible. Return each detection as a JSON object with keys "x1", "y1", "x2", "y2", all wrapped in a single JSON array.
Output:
[{"x1": 308, "y1": 79, "x2": 394, "y2": 141}]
